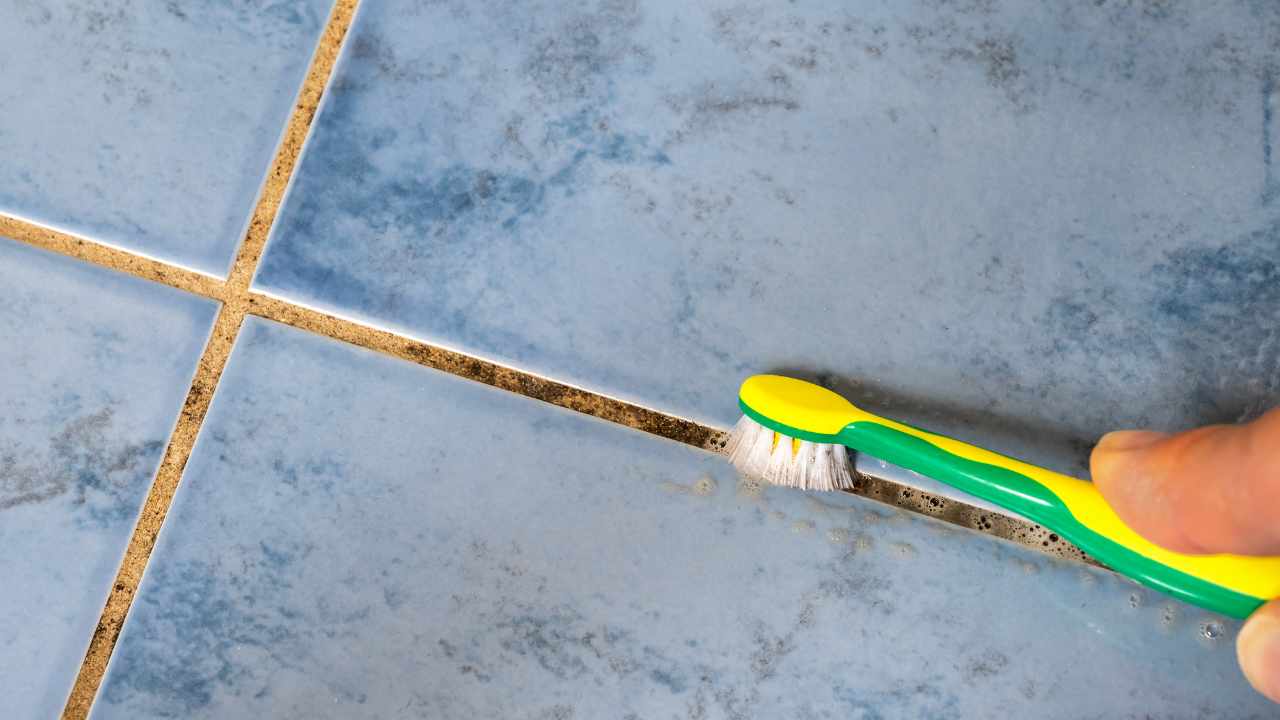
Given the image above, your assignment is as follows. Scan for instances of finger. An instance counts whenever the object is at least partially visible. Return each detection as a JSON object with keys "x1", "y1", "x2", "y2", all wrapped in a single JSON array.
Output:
[
  {"x1": 1090, "y1": 407, "x2": 1280, "y2": 556},
  {"x1": 1239, "y1": 600, "x2": 1280, "y2": 703}
]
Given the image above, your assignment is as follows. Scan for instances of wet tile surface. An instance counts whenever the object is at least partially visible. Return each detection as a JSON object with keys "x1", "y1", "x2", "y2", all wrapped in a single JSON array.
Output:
[
  {"x1": 93, "y1": 318, "x2": 1272, "y2": 719},
  {"x1": 0, "y1": 239, "x2": 217, "y2": 719},
  {"x1": 0, "y1": 0, "x2": 331, "y2": 275},
  {"x1": 259, "y1": 0, "x2": 1280, "y2": 483}
]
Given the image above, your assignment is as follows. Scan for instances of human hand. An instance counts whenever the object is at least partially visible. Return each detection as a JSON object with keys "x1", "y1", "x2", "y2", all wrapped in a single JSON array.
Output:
[{"x1": 1091, "y1": 408, "x2": 1280, "y2": 702}]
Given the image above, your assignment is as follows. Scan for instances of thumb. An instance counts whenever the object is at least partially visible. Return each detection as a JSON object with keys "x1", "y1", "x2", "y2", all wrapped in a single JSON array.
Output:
[
  {"x1": 1239, "y1": 600, "x2": 1280, "y2": 702},
  {"x1": 1090, "y1": 407, "x2": 1280, "y2": 556}
]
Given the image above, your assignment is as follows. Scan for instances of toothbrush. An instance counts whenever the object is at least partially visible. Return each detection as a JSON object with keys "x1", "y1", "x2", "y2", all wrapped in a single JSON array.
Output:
[{"x1": 726, "y1": 374, "x2": 1280, "y2": 619}]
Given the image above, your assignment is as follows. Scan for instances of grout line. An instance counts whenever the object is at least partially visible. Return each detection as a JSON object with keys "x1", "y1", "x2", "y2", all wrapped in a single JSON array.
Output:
[
  {"x1": 0, "y1": 0, "x2": 1091, "y2": 709},
  {"x1": 0, "y1": 214, "x2": 226, "y2": 301},
  {"x1": 224, "y1": 1, "x2": 358, "y2": 294},
  {"x1": 58, "y1": 308, "x2": 244, "y2": 720},
  {"x1": 57, "y1": 2, "x2": 359, "y2": 718},
  {"x1": 247, "y1": 293, "x2": 724, "y2": 450}
]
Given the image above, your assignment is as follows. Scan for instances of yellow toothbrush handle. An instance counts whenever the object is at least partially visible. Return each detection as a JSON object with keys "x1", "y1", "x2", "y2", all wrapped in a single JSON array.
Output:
[{"x1": 839, "y1": 412, "x2": 1280, "y2": 619}]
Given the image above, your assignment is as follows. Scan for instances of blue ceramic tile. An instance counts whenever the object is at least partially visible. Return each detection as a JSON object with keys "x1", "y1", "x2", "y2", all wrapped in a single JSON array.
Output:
[
  {"x1": 93, "y1": 318, "x2": 1271, "y2": 718},
  {"x1": 0, "y1": 238, "x2": 217, "y2": 718},
  {"x1": 259, "y1": 0, "x2": 1280, "y2": 486},
  {"x1": 0, "y1": 0, "x2": 331, "y2": 275}
]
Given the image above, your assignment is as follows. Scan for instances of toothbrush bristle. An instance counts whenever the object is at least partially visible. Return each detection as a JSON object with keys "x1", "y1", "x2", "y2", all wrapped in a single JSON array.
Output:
[{"x1": 725, "y1": 416, "x2": 855, "y2": 492}]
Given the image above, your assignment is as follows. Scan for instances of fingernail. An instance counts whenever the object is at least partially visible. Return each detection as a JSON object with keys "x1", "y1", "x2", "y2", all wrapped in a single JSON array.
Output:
[
  {"x1": 1095, "y1": 430, "x2": 1167, "y2": 455},
  {"x1": 1091, "y1": 431, "x2": 1167, "y2": 483},
  {"x1": 1238, "y1": 610, "x2": 1280, "y2": 702}
]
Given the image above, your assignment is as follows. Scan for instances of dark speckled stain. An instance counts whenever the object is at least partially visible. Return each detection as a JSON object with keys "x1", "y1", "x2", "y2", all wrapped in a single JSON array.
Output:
[
  {"x1": 960, "y1": 648, "x2": 1009, "y2": 681},
  {"x1": 816, "y1": 547, "x2": 895, "y2": 615},
  {"x1": 1264, "y1": 70, "x2": 1277, "y2": 204},
  {"x1": 747, "y1": 620, "x2": 796, "y2": 682},
  {"x1": 490, "y1": 604, "x2": 692, "y2": 690},
  {"x1": 0, "y1": 409, "x2": 160, "y2": 527},
  {"x1": 498, "y1": 607, "x2": 593, "y2": 680},
  {"x1": 532, "y1": 705, "x2": 576, "y2": 720},
  {"x1": 432, "y1": 536, "x2": 705, "y2": 710},
  {"x1": 681, "y1": 551, "x2": 897, "y2": 719},
  {"x1": 831, "y1": 677, "x2": 960, "y2": 719},
  {"x1": 974, "y1": 37, "x2": 1020, "y2": 89},
  {"x1": 346, "y1": 29, "x2": 436, "y2": 87},
  {"x1": 523, "y1": 0, "x2": 649, "y2": 102},
  {"x1": 936, "y1": 31, "x2": 1033, "y2": 112}
]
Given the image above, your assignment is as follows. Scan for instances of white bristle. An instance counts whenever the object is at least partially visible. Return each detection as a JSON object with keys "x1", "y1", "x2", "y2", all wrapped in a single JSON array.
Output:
[
  {"x1": 793, "y1": 441, "x2": 817, "y2": 489},
  {"x1": 808, "y1": 442, "x2": 856, "y2": 492},
  {"x1": 725, "y1": 415, "x2": 855, "y2": 492},
  {"x1": 727, "y1": 415, "x2": 776, "y2": 479},
  {"x1": 723, "y1": 415, "x2": 755, "y2": 457},
  {"x1": 833, "y1": 445, "x2": 853, "y2": 489},
  {"x1": 763, "y1": 433, "x2": 796, "y2": 486},
  {"x1": 811, "y1": 444, "x2": 834, "y2": 490}
]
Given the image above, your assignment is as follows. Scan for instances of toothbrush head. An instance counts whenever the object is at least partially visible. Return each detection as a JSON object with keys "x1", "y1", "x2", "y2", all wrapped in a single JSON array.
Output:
[{"x1": 724, "y1": 414, "x2": 855, "y2": 492}]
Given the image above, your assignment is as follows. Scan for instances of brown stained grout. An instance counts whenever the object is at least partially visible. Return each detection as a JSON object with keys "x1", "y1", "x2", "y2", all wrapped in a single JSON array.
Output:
[
  {"x1": 57, "y1": 2, "x2": 359, "y2": 718},
  {"x1": 57, "y1": 309, "x2": 245, "y2": 720},
  {"x1": 0, "y1": 215, "x2": 224, "y2": 301},
  {"x1": 247, "y1": 293, "x2": 723, "y2": 449},
  {"x1": 0, "y1": 0, "x2": 1089, "y2": 713}
]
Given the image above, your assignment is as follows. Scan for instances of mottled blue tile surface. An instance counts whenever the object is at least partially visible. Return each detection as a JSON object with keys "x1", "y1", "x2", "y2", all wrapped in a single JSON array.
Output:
[
  {"x1": 0, "y1": 238, "x2": 217, "y2": 719},
  {"x1": 259, "y1": 0, "x2": 1280, "y2": 486},
  {"x1": 0, "y1": 0, "x2": 331, "y2": 275},
  {"x1": 93, "y1": 318, "x2": 1272, "y2": 718}
]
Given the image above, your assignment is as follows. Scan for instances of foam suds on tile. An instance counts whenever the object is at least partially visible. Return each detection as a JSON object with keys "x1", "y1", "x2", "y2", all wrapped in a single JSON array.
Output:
[
  {"x1": 660, "y1": 475, "x2": 719, "y2": 497},
  {"x1": 890, "y1": 542, "x2": 917, "y2": 558},
  {"x1": 1198, "y1": 619, "x2": 1225, "y2": 645},
  {"x1": 670, "y1": 469, "x2": 1230, "y2": 654},
  {"x1": 736, "y1": 475, "x2": 764, "y2": 499},
  {"x1": 790, "y1": 519, "x2": 815, "y2": 534}
]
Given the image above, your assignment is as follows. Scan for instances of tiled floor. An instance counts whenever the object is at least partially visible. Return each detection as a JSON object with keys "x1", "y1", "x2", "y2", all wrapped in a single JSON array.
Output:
[{"x1": 3, "y1": 0, "x2": 1279, "y2": 718}]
